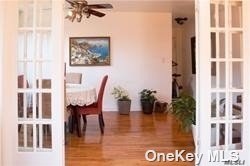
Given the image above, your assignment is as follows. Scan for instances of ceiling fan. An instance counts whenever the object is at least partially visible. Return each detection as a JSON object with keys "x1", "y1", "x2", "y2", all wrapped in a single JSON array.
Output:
[{"x1": 65, "y1": 0, "x2": 113, "y2": 22}]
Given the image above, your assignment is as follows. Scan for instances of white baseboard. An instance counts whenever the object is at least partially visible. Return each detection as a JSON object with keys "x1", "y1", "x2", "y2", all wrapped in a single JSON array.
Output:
[{"x1": 103, "y1": 107, "x2": 141, "y2": 112}]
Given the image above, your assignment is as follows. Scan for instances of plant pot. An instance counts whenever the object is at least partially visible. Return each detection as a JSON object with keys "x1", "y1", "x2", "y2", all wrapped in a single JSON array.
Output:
[
  {"x1": 118, "y1": 100, "x2": 131, "y2": 115},
  {"x1": 192, "y1": 124, "x2": 196, "y2": 146},
  {"x1": 141, "y1": 99, "x2": 154, "y2": 114}
]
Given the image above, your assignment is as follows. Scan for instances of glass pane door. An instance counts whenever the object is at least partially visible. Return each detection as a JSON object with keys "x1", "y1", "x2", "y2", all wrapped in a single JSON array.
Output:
[
  {"x1": 17, "y1": 0, "x2": 52, "y2": 152},
  {"x1": 210, "y1": 0, "x2": 243, "y2": 151},
  {"x1": 2, "y1": 0, "x2": 64, "y2": 165},
  {"x1": 197, "y1": 0, "x2": 250, "y2": 165}
]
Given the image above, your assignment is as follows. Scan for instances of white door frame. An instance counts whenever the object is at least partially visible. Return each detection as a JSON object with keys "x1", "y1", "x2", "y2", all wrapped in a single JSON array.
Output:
[
  {"x1": 196, "y1": 0, "x2": 250, "y2": 165},
  {"x1": 1, "y1": 1, "x2": 65, "y2": 165},
  {"x1": 0, "y1": 1, "x2": 4, "y2": 165}
]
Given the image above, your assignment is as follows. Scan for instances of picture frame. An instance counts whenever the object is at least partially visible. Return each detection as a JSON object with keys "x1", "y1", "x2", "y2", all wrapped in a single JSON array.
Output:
[
  {"x1": 190, "y1": 36, "x2": 196, "y2": 74},
  {"x1": 69, "y1": 37, "x2": 110, "y2": 66}
]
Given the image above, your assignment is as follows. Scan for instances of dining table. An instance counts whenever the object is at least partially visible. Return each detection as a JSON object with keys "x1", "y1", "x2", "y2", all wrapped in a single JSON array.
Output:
[{"x1": 66, "y1": 84, "x2": 97, "y2": 136}]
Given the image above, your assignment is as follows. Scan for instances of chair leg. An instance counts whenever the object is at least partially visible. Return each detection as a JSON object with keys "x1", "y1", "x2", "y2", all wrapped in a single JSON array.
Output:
[
  {"x1": 76, "y1": 114, "x2": 81, "y2": 137},
  {"x1": 100, "y1": 112, "x2": 105, "y2": 127},
  {"x1": 68, "y1": 115, "x2": 73, "y2": 133},
  {"x1": 82, "y1": 115, "x2": 87, "y2": 131},
  {"x1": 18, "y1": 124, "x2": 22, "y2": 132},
  {"x1": 73, "y1": 107, "x2": 81, "y2": 137},
  {"x1": 64, "y1": 122, "x2": 67, "y2": 145},
  {"x1": 98, "y1": 114, "x2": 104, "y2": 134}
]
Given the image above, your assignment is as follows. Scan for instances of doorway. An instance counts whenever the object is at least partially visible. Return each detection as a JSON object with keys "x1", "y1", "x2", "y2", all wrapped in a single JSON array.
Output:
[{"x1": 1, "y1": 0, "x2": 250, "y2": 165}]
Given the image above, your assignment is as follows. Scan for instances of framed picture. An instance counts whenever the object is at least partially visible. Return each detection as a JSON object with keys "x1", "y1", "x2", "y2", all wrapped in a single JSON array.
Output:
[
  {"x1": 69, "y1": 37, "x2": 110, "y2": 66},
  {"x1": 190, "y1": 36, "x2": 196, "y2": 74}
]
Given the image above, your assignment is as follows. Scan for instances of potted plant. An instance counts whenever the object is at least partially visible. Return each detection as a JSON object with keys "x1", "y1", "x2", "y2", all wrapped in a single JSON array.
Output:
[
  {"x1": 168, "y1": 93, "x2": 197, "y2": 144},
  {"x1": 168, "y1": 94, "x2": 196, "y2": 132},
  {"x1": 140, "y1": 89, "x2": 157, "y2": 114},
  {"x1": 111, "y1": 86, "x2": 131, "y2": 115}
]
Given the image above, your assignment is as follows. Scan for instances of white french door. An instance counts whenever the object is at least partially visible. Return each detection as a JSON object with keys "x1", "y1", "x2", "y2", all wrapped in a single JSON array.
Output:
[
  {"x1": 0, "y1": 1, "x2": 4, "y2": 164},
  {"x1": 2, "y1": 0, "x2": 64, "y2": 165},
  {"x1": 196, "y1": 0, "x2": 250, "y2": 165}
]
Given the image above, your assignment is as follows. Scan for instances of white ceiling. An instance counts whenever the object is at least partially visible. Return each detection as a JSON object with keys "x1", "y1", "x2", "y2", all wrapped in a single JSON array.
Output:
[{"x1": 88, "y1": 0, "x2": 195, "y2": 20}]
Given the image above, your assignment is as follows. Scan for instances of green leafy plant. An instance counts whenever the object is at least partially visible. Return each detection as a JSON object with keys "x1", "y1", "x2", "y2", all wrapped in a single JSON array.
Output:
[
  {"x1": 140, "y1": 89, "x2": 157, "y2": 103},
  {"x1": 111, "y1": 86, "x2": 130, "y2": 101},
  {"x1": 168, "y1": 94, "x2": 196, "y2": 132}
]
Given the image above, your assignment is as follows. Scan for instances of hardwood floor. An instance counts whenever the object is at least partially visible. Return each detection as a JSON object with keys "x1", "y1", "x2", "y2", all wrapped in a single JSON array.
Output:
[{"x1": 65, "y1": 111, "x2": 194, "y2": 166}]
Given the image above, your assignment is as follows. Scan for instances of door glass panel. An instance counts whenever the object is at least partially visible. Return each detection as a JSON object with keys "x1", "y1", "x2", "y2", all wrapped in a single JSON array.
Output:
[
  {"x1": 36, "y1": 0, "x2": 52, "y2": 27},
  {"x1": 18, "y1": 124, "x2": 34, "y2": 151},
  {"x1": 210, "y1": 4, "x2": 215, "y2": 27},
  {"x1": 18, "y1": 32, "x2": 25, "y2": 60},
  {"x1": 36, "y1": 31, "x2": 52, "y2": 60},
  {"x1": 18, "y1": 62, "x2": 34, "y2": 89},
  {"x1": 42, "y1": 62, "x2": 52, "y2": 80},
  {"x1": 211, "y1": 93, "x2": 216, "y2": 118},
  {"x1": 231, "y1": 92, "x2": 242, "y2": 120},
  {"x1": 231, "y1": 62, "x2": 243, "y2": 89},
  {"x1": 210, "y1": 2, "x2": 225, "y2": 28},
  {"x1": 42, "y1": 93, "x2": 51, "y2": 119},
  {"x1": 211, "y1": 32, "x2": 216, "y2": 58},
  {"x1": 211, "y1": 124, "x2": 216, "y2": 146},
  {"x1": 211, "y1": 92, "x2": 226, "y2": 119},
  {"x1": 27, "y1": 124, "x2": 33, "y2": 148},
  {"x1": 211, "y1": 62, "x2": 216, "y2": 88},
  {"x1": 36, "y1": 62, "x2": 52, "y2": 88},
  {"x1": 42, "y1": 124, "x2": 52, "y2": 148},
  {"x1": 230, "y1": 123, "x2": 242, "y2": 150},
  {"x1": 36, "y1": 124, "x2": 52, "y2": 149},
  {"x1": 18, "y1": 1, "x2": 34, "y2": 27},
  {"x1": 18, "y1": 93, "x2": 24, "y2": 118},
  {"x1": 37, "y1": 93, "x2": 51, "y2": 119},
  {"x1": 18, "y1": 92, "x2": 33, "y2": 119},
  {"x1": 230, "y1": 1, "x2": 242, "y2": 28},
  {"x1": 218, "y1": 4, "x2": 225, "y2": 27},
  {"x1": 18, "y1": 31, "x2": 34, "y2": 60},
  {"x1": 219, "y1": 32, "x2": 225, "y2": 58},
  {"x1": 219, "y1": 123, "x2": 225, "y2": 146},
  {"x1": 219, "y1": 93, "x2": 226, "y2": 118},
  {"x1": 232, "y1": 32, "x2": 242, "y2": 58},
  {"x1": 211, "y1": 32, "x2": 225, "y2": 59},
  {"x1": 219, "y1": 62, "x2": 226, "y2": 88},
  {"x1": 18, "y1": 124, "x2": 24, "y2": 147}
]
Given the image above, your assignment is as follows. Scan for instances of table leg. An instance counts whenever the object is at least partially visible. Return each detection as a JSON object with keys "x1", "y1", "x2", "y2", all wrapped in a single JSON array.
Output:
[
  {"x1": 67, "y1": 105, "x2": 74, "y2": 133},
  {"x1": 73, "y1": 106, "x2": 81, "y2": 137}
]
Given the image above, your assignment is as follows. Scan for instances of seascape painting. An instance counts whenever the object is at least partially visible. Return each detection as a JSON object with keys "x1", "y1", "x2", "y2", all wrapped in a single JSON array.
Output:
[{"x1": 69, "y1": 37, "x2": 110, "y2": 66}]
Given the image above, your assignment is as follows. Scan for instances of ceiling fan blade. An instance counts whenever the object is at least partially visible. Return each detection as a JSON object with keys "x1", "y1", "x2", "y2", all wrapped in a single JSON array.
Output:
[
  {"x1": 87, "y1": 4, "x2": 113, "y2": 9},
  {"x1": 65, "y1": 0, "x2": 75, "y2": 6},
  {"x1": 88, "y1": 9, "x2": 105, "y2": 17}
]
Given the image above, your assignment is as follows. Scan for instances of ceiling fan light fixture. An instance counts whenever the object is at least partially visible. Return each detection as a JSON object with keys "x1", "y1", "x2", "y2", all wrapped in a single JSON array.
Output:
[
  {"x1": 65, "y1": 0, "x2": 113, "y2": 22},
  {"x1": 67, "y1": 10, "x2": 73, "y2": 17},
  {"x1": 76, "y1": 13, "x2": 82, "y2": 22}
]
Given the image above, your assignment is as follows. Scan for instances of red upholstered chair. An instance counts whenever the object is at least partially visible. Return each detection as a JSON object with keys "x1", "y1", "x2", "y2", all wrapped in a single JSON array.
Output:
[{"x1": 75, "y1": 75, "x2": 108, "y2": 136}]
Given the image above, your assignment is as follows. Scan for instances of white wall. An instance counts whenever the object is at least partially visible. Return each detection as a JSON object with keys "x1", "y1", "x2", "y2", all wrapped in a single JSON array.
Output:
[
  {"x1": 173, "y1": 19, "x2": 196, "y2": 98},
  {"x1": 182, "y1": 20, "x2": 196, "y2": 98},
  {"x1": 64, "y1": 12, "x2": 172, "y2": 111},
  {"x1": 172, "y1": 27, "x2": 184, "y2": 88}
]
